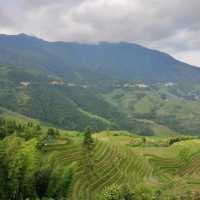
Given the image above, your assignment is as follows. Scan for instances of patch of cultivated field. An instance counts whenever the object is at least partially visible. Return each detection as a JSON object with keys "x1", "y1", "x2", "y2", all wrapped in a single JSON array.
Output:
[
  {"x1": 42, "y1": 134, "x2": 152, "y2": 199},
  {"x1": 41, "y1": 131, "x2": 200, "y2": 198}
]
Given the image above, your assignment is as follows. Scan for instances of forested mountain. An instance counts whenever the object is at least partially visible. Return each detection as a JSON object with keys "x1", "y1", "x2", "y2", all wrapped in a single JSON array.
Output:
[
  {"x1": 0, "y1": 33, "x2": 200, "y2": 83},
  {"x1": 0, "y1": 63, "x2": 154, "y2": 134},
  {"x1": 1, "y1": 34, "x2": 200, "y2": 135},
  {"x1": 1, "y1": 34, "x2": 200, "y2": 200}
]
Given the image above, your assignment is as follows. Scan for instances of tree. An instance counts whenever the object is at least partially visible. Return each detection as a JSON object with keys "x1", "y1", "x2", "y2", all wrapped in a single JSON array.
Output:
[
  {"x1": 142, "y1": 137, "x2": 146, "y2": 145},
  {"x1": 35, "y1": 166, "x2": 74, "y2": 200},
  {"x1": 100, "y1": 184, "x2": 122, "y2": 200},
  {"x1": 0, "y1": 145, "x2": 9, "y2": 200},
  {"x1": 0, "y1": 127, "x2": 6, "y2": 140},
  {"x1": 35, "y1": 124, "x2": 42, "y2": 133},
  {"x1": 121, "y1": 185, "x2": 135, "y2": 200},
  {"x1": 0, "y1": 136, "x2": 37, "y2": 200},
  {"x1": 99, "y1": 184, "x2": 136, "y2": 200},
  {"x1": 47, "y1": 166, "x2": 74, "y2": 200},
  {"x1": 35, "y1": 168, "x2": 51, "y2": 199},
  {"x1": 152, "y1": 190, "x2": 162, "y2": 200},
  {"x1": 46, "y1": 128, "x2": 59, "y2": 139},
  {"x1": 83, "y1": 127, "x2": 94, "y2": 150},
  {"x1": 193, "y1": 191, "x2": 200, "y2": 200},
  {"x1": 7, "y1": 152, "x2": 28, "y2": 200},
  {"x1": 82, "y1": 127, "x2": 95, "y2": 200}
]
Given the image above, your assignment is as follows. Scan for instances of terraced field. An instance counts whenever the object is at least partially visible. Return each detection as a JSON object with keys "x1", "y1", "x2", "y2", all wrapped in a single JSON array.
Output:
[
  {"x1": 40, "y1": 134, "x2": 200, "y2": 198},
  {"x1": 43, "y1": 139, "x2": 152, "y2": 199},
  {"x1": 147, "y1": 150, "x2": 200, "y2": 174},
  {"x1": 146, "y1": 149, "x2": 200, "y2": 193}
]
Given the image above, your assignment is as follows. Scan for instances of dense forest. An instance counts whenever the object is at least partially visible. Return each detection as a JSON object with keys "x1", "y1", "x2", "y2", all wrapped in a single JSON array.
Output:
[
  {"x1": 0, "y1": 119, "x2": 73, "y2": 200},
  {"x1": 1, "y1": 34, "x2": 200, "y2": 136},
  {"x1": 2, "y1": 63, "x2": 200, "y2": 136}
]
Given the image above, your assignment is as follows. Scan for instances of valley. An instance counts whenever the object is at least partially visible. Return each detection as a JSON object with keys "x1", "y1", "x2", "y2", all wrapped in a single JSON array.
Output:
[
  {"x1": 2, "y1": 68, "x2": 200, "y2": 136},
  {"x1": 0, "y1": 34, "x2": 200, "y2": 199}
]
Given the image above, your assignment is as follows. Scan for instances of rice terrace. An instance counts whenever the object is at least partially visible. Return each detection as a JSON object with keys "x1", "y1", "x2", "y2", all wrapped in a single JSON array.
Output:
[{"x1": 1, "y1": 0, "x2": 200, "y2": 199}]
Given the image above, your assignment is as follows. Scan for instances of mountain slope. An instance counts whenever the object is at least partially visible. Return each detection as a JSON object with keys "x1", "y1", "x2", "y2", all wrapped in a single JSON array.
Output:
[
  {"x1": 1, "y1": 34, "x2": 200, "y2": 135},
  {"x1": 0, "y1": 33, "x2": 200, "y2": 83},
  {"x1": 0, "y1": 64, "x2": 148, "y2": 132}
]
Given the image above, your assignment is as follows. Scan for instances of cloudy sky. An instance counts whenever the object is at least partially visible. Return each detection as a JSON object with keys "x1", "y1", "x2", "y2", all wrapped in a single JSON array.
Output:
[{"x1": 0, "y1": 0, "x2": 199, "y2": 66}]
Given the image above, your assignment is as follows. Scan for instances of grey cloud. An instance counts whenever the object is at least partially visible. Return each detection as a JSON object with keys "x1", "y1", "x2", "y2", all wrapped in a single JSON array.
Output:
[
  {"x1": 0, "y1": 7, "x2": 15, "y2": 27},
  {"x1": 21, "y1": 0, "x2": 85, "y2": 11}
]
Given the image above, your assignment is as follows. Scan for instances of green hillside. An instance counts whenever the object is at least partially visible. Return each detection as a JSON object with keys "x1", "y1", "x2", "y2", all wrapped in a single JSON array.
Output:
[
  {"x1": 1, "y1": 34, "x2": 200, "y2": 137},
  {"x1": 1, "y1": 118, "x2": 200, "y2": 200},
  {"x1": 1, "y1": 32, "x2": 200, "y2": 200},
  {"x1": 0, "y1": 64, "x2": 159, "y2": 135},
  {"x1": 2, "y1": 61, "x2": 200, "y2": 136},
  {"x1": 103, "y1": 83, "x2": 200, "y2": 135},
  {"x1": 41, "y1": 132, "x2": 200, "y2": 199}
]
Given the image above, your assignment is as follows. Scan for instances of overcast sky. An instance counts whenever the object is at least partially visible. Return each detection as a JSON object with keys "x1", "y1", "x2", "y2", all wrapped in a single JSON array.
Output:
[{"x1": 0, "y1": 0, "x2": 199, "y2": 66}]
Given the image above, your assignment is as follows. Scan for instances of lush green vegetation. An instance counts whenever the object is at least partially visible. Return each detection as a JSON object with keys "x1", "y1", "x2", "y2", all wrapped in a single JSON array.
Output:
[
  {"x1": 0, "y1": 118, "x2": 200, "y2": 199},
  {"x1": 1, "y1": 34, "x2": 200, "y2": 83},
  {"x1": 1, "y1": 33, "x2": 200, "y2": 200},
  {"x1": 0, "y1": 64, "x2": 159, "y2": 134},
  {"x1": 1, "y1": 34, "x2": 200, "y2": 136},
  {"x1": 0, "y1": 120, "x2": 75, "y2": 200},
  {"x1": 103, "y1": 83, "x2": 200, "y2": 135},
  {"x1": 2, "y1": 62, "x2": 200, "y2": 136}
]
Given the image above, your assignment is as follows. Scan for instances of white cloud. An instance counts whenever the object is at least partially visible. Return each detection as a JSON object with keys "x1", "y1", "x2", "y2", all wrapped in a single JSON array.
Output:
[{"x1": 174, "y1": 50, "x2": 200, "y2": 67}]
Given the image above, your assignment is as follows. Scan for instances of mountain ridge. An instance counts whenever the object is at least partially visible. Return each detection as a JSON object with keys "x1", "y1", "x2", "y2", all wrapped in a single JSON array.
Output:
[
  {"x1": 0, "y1": 33, "x2": 197, "y2": 68},
  {"x1": 1, "y1": 34, "x2": 200, "y2": 134},
  {"x1": 0, "y1": 33, "x2": 200, "y2": 83}
]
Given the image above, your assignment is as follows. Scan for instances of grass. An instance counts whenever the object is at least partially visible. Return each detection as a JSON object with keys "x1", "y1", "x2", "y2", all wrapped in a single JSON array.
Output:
[
  {"x1": 39, "y1": 131, "x2": 200, "y2": 199},
  {"x1": 1, "y1": 116, "x2": 199, "y2": 199},
  {"x1": 2, "y1": 107, "x2": 199, "y2": 198},
  {"x1": 41, "y1": 133, "x2": 152, "y2": 199}
]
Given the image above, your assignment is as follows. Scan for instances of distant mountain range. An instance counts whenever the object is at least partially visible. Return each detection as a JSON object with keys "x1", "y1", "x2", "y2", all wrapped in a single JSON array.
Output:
[
  {"x1": 1, "y1": 33, "x2": 200, "y2": 135},
  {"x1": 0, "y1": 33, "x2": 200, "y2": 83}
]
